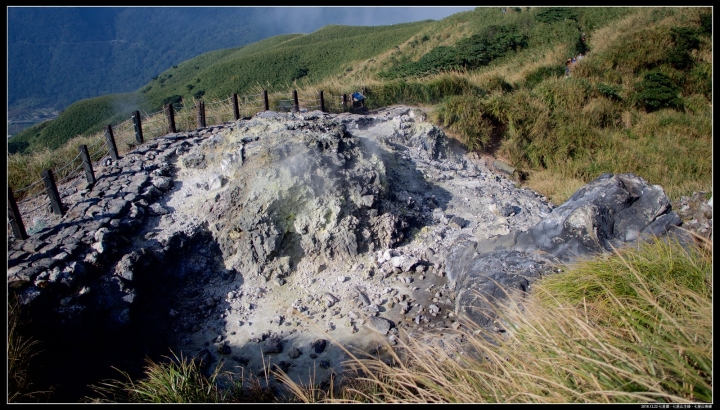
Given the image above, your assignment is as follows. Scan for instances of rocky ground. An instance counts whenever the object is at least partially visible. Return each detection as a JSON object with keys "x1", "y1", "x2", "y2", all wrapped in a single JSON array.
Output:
[
  {"x1": 119, "y1": 106, "x2": 558, "y2": 392},
  {"x1": 8, "y1": 105, "x2": 711, "y2": 401}
]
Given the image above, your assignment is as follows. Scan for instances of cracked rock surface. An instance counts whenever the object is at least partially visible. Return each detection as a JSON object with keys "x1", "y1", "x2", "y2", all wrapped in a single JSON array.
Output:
[{"x1": 7, "y1": 105, "x2": 692, "y2": 400}]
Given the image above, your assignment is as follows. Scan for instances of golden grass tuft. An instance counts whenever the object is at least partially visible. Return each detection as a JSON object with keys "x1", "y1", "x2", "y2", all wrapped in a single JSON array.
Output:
[
  {"x1": 522, "y1": 168, "x2": 587, "y2": 205},
  {"x1": 281, "y1": 236, "x2": 712, "y2": 403}
]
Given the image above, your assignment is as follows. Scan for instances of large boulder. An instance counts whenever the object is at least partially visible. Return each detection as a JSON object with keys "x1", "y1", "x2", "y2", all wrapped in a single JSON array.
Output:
[{"x1": 447, "y1": 173, "x2": 683, "y2": 328}]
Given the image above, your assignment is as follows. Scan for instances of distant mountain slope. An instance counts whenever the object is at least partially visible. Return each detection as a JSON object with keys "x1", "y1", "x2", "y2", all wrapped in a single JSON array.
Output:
[
  {"x1": 8, "y1": 19, "x2": 434, "y2": 154},
  {"x1": 7, "y1": 6, "x2": 474, "y2": 112}
]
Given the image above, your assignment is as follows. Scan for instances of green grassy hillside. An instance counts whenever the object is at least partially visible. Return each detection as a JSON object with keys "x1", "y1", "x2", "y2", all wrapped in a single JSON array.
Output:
[{"x1": 8, "y1": 6, "x2": 712, "y2": 204}]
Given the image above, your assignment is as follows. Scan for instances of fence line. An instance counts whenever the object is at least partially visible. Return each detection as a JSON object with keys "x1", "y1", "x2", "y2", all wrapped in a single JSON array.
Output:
[
  {"x1": 9, "y1": 86, "x2": 361, "y2": 238},
  {"x1": 17, "y1": 195, "x2": 50, "y2": 217},
  {"x1": 88, "y1": 133, "x2": 107, "y2": 150},
  {"x1": 56, "y1": 160, "x2": 84, "y2": 186},
  {"x1": 10, "y1": 90, "x2": 308, "y2": 195},
  {"x1": 14, "y1": 178, "x2": 44, "y2": 195},
  {"x1": 18, "y1": 190, "x2": 45, "y2": 206}
]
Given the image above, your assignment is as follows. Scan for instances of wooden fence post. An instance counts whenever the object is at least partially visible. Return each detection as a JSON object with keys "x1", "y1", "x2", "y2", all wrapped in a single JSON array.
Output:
[
  {"x1": 197, "y1": 101, "x2": 206, "y2": 128},
  {"x1": 104, "y1": 124, "x2": 119, "y2": 161},
  {"x1": 8, "y1": 187, "x2": 28, "y2": 240},
  {"x1": 79, "y1": 145, "x2": 96, "y2": 185},
  {"x1": 42, "y1": 169, "x2": 64, "y2": 216},
  {"x1": 232, "y1": 93, "x2": 240, "y2": 121},
  {"x1": 319, "y1": 91, "x2": 325, "y2": 112},
  {"x1": 263, "y1": 90, "x2": 269, "y2": 111},
  {"x1": 132, "y1": 110, "x2": 144, "y2": 144},
  {"x1": 292, "y1": 90, "x2": 299, "y2": 112},
  {"x1": 164, "y1": 104, "x2": 177, "y2": 133},
  {"x1": 342, "y1": 94, "x2": 348, "y2": 111}
]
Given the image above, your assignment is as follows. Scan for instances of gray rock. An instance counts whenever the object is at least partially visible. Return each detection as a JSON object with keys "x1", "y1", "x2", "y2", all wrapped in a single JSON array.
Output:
[
  {"x1": 367, "y1": 316, "x2": 394, "y2": 335},
  {"x1": 183, "y1": 152, "x2": 206, "y2": 169},
  {"x1": 446, "y1": 173, "x2": 683, "y2": 329},
  {"x1": 263, "y1": 337, "x2": 283, "y2": 354},
  {"x1": 311, "y1": 339, "x2": 327, "y2": 354},
  {"x1": 288, "y1": 347, "x2": 302, "y2": 359},
  {"x1": 148, "y1": 203, "x2": 168, "y2": 216},
  {"x1": 493, "y1": 160, "x2": 515, "y2": 176},
  {"x1": 151, "y1": 176, "x2": 173, "y2": 191},
  {"x1": 449, "y1": 216, "x2": 467, "y2": 229},
  {"x1": 208, "y1": 174, "x2": 225, "y2": 191}
]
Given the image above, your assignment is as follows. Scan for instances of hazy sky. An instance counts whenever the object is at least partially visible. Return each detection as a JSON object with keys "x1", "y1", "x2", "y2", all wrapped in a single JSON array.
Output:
[{"x1": 263, "y1": 6, "x2": 478, "y2": 27}]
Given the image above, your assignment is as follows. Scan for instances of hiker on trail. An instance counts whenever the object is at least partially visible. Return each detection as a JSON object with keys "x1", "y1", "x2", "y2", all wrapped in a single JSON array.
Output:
[{"x1": 566, "y1": 59, "x2": 572, "y2": 77}]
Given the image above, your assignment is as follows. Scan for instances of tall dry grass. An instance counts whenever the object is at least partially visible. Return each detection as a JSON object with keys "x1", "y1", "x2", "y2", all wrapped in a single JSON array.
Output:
[
  {"x1": 278, "y1": 235, "x2": 711, "y2": 403},
  {"x1": 8, "y1": 295, "x2": 47, "y2": 402}
]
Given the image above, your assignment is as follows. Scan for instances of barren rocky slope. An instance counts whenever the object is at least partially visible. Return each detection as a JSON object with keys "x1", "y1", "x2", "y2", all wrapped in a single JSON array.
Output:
[{"x1": 8, "y1": 105, "x2": 706, "y2": 401}]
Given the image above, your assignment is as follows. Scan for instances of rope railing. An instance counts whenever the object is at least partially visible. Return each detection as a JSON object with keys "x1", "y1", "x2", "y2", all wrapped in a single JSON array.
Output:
[
  {"x1": 89, "y1": 141, "x2": 110, "y2": 162},
  {"x1": 88, "y1": 133, "x2": 107, "y2": 150},
  {"x1": 204, "y1": 96, "x2": 233, "y2": 108},
  {"x1": 18, "y1": 190, "x2": 45, "y2": 207},
  {"x1": 142, "y1": 108, "x2": 166, "y2": 118},
  {"x1": 57, "y1": 166, "x2": 83, "y2": 186},
  {"x1": 58, "y1": 173, "x2": 83, "y2": 199},
  {"x1": 241, "y1": 94, "x2": 262, "y2": 102},
  {"x1": 17, "y1": 194, "x2": 50, "y2": 217},
  {"x1": 114, "y1": 123, "x2": 139, "y2": 151},
  {"x1": 239, "y1": 104, "x2": 264, "y2": 112},
  {"x1": 14, "y1": 178, "x2": 44, "y2": 195}
]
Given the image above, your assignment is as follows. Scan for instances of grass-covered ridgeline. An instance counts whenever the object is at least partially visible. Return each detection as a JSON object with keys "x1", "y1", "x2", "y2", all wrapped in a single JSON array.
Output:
[{"x1": 8, "y1": 7, "x2": 711, "y2": 205}]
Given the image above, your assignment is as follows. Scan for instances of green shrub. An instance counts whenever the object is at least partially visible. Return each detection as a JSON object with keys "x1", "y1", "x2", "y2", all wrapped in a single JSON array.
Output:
[
  {"x1": 291, "y1": 67, "x2": 309, "y2": 81},
  {"x1": 573, "y1": 35, "x2": 589, "y2": 55},
  {"x1": 482, "y1": 75, "x2": 513, "y2": 93},
  {"x1": 634, "y1": 71, "x2": 682, "y2": 112},
  {"x1": 667, "y1": 26, "x2": 700, "y2": 70},
  {"x1": 365, "y1": 75, "x2": 480, "y2": 109},
  {"x1": 582, "y1": 97, "x2": 622, "y2": 129},
  {"x1": 161, "y1": 94, "x2": 184, "y2": 109},
  {"x1": 383, "y1": 25, "x2": 527, "y2": 79},
  {"x1": 536, "y1": 7, "x2": 577, "y2": 24},
  {"x1": 682, "y1": 62, "x2": 711, "y2": 99},
  {"x1": 435, "y1": 94, "x2": 498, "y2": 151},
  {"x1": 699, "y1": 11, "x2": 712, "y2": 36},
  {"x1": 454, "y1": 26, "x2": 528, "y2": 68}
]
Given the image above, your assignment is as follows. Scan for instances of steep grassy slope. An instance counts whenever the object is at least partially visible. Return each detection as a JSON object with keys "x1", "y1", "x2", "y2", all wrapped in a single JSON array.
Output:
[{"x1": 8, "y1": 7, "x2": 712, "y2": 204}]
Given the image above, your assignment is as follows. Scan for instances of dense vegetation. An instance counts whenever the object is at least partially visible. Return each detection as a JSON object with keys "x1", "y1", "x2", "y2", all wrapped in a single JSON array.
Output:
[
  {"x1": 9, "y1": 6, "x2": 711, "y2": 205},
  {"x1": 7, "y1": 6, "x2": 714, "y2": 404},
  {"x1": 379, "y1": 24, "x2": 528, "y2": 79}
]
